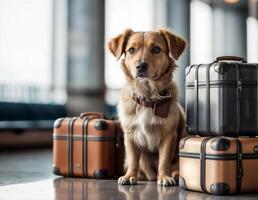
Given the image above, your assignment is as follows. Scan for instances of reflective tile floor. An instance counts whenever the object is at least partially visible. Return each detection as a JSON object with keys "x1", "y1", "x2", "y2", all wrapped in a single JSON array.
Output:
[{"x1": 1, "y1": 148, "x2": 258, "y2": 200}]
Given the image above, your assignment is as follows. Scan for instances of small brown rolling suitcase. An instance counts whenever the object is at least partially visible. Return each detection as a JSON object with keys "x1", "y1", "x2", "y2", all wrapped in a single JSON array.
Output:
[
  {"x1": 53, "y1": 112, "x2": 124, "y2": 178},
  {"x1": 179, "y1": 136, "x2": 258, "y2": 195}
]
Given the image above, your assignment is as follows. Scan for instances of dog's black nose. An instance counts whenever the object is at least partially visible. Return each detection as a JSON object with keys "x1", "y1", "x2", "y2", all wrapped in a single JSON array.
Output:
[{"x1": 136, "y1": 62, "x2": 148, "y2": 73}]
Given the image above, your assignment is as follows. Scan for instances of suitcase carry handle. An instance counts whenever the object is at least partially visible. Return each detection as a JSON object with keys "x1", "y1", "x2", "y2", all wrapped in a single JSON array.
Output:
[
  {"x1": 80, "y1": 112, "x2": 104, "y2": 119},
  {"x1": 216, "y1": 56, "x2": 246, "y2": 63}
]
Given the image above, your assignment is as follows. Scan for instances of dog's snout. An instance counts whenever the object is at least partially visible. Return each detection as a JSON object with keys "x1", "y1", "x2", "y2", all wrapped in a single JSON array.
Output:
[{"x1": 136, "y1": 62, "x2": 148, "y2": 73}]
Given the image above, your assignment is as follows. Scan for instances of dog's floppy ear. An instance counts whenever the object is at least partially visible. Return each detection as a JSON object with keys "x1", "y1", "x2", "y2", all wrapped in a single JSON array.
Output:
[
  {"x1": 159, "y1": 29, "x2": 186, "y2": 60},
  {"x1": 108, "y1": 29, "x2": 133, "y2": 60}
]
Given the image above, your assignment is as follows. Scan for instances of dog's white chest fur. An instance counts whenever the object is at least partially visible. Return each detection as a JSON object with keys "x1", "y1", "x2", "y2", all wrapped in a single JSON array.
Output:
[{"x1": 131, "y1": 108, "x2": 162, "y2": 152}]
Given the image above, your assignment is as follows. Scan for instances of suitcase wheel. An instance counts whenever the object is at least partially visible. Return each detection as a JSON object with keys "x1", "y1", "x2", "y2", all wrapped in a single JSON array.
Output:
[
  {"x1": 179, "y1": 177, "x2": 188, "y2": 190},
  {"x1": 210, "y1": 183, "x2": 230, "y2": 196},
  {"x1": 93, "y1": 169, "x2": 109, "y2": 179},
  {"x1": 53, "y1": 166, "x2": 61, "y2": 176}
]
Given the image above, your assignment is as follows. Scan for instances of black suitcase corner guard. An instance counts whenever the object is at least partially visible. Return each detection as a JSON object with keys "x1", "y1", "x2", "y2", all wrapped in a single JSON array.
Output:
[
  {"x1": 210, "y1": 137, "x2": 231, "y2": 151},
  {"x1": 179, "y1": 136, "x2": 192, "y2": 150},
  {"x1": 94, "y1": 169, "x2": 109, "y2": 179},
  {"x1": 210, "y1": 183, "x2": 230, "y2": 196},
  {"x1": 94, "y1": 120, "x2": 109, "y2": 130},
  {"x1": 53, "y1": 166, "x2": 61, "y2": 176},
  {"x1": 54, "y1": 118, "x2": 65, "y2": 129},
  {"x1": 179, "y1": 177, "x2": 188, "y2": 190}
]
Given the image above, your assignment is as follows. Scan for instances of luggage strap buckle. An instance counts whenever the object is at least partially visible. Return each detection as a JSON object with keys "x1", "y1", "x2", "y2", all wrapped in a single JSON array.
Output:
[
  {"x1": 237, "y1": 79, "x2": 243, "y2": 94},
  {"x1": 200, "y1": 152, "x2": 205, "y2": 159},
  {"x1": 238, "y1": 153, "x2": 243, "y2": 178}
]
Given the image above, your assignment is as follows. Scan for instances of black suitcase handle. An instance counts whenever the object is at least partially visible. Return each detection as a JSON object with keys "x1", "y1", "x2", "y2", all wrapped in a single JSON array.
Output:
[{"x1": 216, "y1": 56, "x2": 246, "y2": 63}]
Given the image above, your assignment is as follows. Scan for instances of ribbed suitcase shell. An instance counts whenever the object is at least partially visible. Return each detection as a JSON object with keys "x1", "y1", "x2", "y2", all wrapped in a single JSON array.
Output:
[
  {"x1": 185, "y1": 56, "x2": 258, "y2": 136},
  {"x1": 179, "y1": 136, "x2": 258, "y2": 195},
  {"x1": 52, "y1": 112, "x2": 124, "y2": 178}
]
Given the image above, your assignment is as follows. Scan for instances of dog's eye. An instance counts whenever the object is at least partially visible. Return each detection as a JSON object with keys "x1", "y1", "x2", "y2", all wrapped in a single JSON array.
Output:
[
  {"x1": 128, "y1": 47, "x2": 136, "y2": 54},
  {"x1": 151, "y1": 46, "x2": 161, "y2": 54}
]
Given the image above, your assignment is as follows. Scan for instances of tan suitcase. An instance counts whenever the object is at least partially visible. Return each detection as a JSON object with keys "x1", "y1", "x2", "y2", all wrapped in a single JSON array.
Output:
[
  {"x1": 53, "y1": 112, "x2": 124, "y2": 178},
  {"x1": 179, "y1": 136, "x2": 258, "y2": 195}
]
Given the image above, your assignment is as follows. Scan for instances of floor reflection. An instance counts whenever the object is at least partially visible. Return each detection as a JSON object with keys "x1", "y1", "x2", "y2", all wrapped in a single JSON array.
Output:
[
  {"x1": 179, "y1": 189, "x2": 258, "y2": 200},
  {"x1": 53, "y1": 178, "x2": 258, "y2": 200},
  {"x1": 1, "y1": 177, "x2": 258, "y2": 199},
  {"x1": 117, "y1": 183, "x2": 178, "y2": 200},
  {"x1": 53, "y1": 178, "x2": 179, "y2": 200},
  {"x1": 1, "y1": 149, "x2": 257, "y2": 199}
]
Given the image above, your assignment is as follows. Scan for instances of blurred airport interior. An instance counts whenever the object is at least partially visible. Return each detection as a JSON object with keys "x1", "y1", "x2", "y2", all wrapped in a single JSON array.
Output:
[{"x1": 0, "y1": 0, "x2": 257, "y2": 147}]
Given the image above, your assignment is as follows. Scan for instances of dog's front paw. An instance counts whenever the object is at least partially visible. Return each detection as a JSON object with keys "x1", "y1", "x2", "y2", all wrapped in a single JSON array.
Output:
[
  {"x1": 118, "y1": 175, "x2": 137, "y2": 185},
  {"x1": 157, "y1": 176, "x2": 177, "y2": 187}
]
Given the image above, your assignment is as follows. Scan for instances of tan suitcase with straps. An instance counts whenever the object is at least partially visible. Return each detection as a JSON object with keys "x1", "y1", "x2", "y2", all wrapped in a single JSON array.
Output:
[
  {"x1": 179, "y1": 136, "x2": 258, "y2": 195},
  {"x1": 53, "y1": 112, "x2": 124, "y2": 178}
]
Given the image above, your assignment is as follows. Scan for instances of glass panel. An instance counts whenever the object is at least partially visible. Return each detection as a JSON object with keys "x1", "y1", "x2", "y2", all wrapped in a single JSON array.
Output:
[
  {"x1": 105, "y1": 0, "x2": 154, "y2": 90},
  {"x1": 0, "y1": 0, "x2": 54, "y2": 103},
  {"x1": 247, "y1": 0, "x2": 258, "y2": 62},
  {"x1": 190, "y1": 0, "x2": 213, "y2": 64}
]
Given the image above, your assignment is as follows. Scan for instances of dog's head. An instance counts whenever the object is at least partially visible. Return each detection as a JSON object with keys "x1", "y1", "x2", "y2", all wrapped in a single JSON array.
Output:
[{"x1": 108, "y1": 29, "x2": 186, "y2": 81}]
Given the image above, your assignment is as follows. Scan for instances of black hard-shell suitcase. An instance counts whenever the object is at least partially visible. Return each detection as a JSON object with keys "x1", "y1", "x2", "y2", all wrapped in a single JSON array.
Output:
[{"x1": 185, "y1": 56, "x2": 258, "y2": 136}]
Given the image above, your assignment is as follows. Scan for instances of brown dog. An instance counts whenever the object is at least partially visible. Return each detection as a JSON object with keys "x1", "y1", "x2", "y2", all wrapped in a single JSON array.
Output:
[{"x1": 108, "y1": 29, "x2": 187, "y2": 186}]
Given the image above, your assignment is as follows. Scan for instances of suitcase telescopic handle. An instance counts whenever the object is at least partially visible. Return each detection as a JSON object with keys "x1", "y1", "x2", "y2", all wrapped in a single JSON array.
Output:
[
  {"x1": 216, "y1": 56, "x2": 246, "y2": 63},
  {"x1": 80, "y1": 112, "x2": 104, "y2": 119}
]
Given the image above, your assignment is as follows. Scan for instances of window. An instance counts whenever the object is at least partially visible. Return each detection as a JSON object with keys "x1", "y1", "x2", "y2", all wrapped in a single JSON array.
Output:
[
  {"x1": 0, "y1": 0, "x2": 67, "y2": 104},
  {"x1": 190, "y1": 0, "x2": 213, "y2": 64},
  {"x1": 105, "y1": 0, "x2": 155, "y2": 108},
  {"x1": 105, "y1": 0, "x2": 155, "y2": 90},
  {"x1": 247, "y1": 16, "x2": 258, "y2": 62}
]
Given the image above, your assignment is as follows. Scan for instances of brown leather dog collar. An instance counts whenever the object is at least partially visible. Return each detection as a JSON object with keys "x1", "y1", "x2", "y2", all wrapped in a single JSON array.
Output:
[{"x1": 132, "y1": 91, "x2": 171, "y2": 118}]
